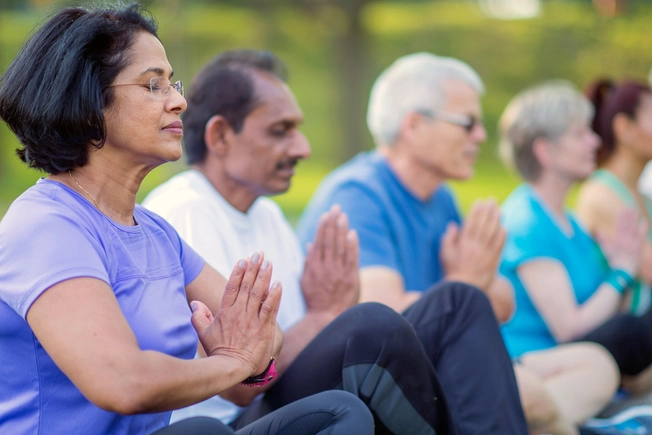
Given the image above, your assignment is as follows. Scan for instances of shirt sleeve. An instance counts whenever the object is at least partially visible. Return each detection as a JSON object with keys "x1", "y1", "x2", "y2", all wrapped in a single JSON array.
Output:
[
  {"x1": 329, "y1": 183, "x2": 400, "y2": 271},
  {"x1": 502, "y1": 215, "x2": 554, "y2": 270},
  {"x1": 0, "y1": 205, "x2": 109, "y2": 319},
  {"x1": 138, "y1": 207, "x2": 208, "y2": 286}
]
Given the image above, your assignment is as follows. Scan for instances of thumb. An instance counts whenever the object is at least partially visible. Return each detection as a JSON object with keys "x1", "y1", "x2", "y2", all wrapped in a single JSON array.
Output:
[
  {"x1": 190, "y1": 300, "x2": 214, "y2": 334},
  {"x1": 441, "y1": 222, "x2": 459, "y2": 249}
]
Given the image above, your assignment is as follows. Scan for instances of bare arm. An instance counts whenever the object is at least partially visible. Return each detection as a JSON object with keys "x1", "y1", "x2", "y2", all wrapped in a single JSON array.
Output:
[
  {"x1": 358, "y1": 200, "x2": 513, "y2": 321},
  {"x1": 518, "y1": 259, "x2": 621, "y2": 341},
  {"x1": 359, "y1": 266, "x2": 421, "y2": 313},
  {"x1": 26, "y1": 257, "x2": 280, "y2": 414},
  {"x1": 486, "y1": 276, "x2": 516, "y2": 323}
]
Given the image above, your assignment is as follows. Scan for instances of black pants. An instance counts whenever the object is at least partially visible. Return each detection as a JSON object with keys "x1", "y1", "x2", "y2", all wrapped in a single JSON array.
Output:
[
  {"x1": 580, "y1": 309, "x2": 652, "y2": 376},
  {"x1": 152, "y1": 391, "x2": 374, "y2": 435},
  {"x1": 233, "y1": 282, "x2": 528, "y2": 435}
]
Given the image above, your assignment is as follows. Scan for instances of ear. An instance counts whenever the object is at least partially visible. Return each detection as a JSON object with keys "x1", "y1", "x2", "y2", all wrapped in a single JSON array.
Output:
[
  {"x1": 204, "y1": 115, "x2": 234, "y2": 158},
  {"x1": 532, "y1": 137, "x2": 554, "y2": 169},
  {"x1": 399, "y1": 111, "x2": 426, "y2": 145},
  {"x1": 613, "y1": 112, "x2": 634, "y2": 145}
]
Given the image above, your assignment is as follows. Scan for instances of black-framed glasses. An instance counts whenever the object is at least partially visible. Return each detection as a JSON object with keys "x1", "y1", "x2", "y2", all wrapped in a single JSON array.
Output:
[
  {"x1": 419, "y1": 109, "x2": 483, "y2": 133},
  {"x1": 111, "y1": 76, "x2": 184, "y2": 100}
]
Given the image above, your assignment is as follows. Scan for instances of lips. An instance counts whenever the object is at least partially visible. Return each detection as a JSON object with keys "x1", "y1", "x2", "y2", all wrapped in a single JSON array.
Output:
[
  {"x1": 163, "y1": 121, "x2": 183, "y2": 135},
  {"x1": 276, "y1": 159, "x2": 298, "y2": 177}
]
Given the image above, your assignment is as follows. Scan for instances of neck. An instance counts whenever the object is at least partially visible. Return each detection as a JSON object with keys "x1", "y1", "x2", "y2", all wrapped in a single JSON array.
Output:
[
  {"x1": 50, "y1": 153, "x2": 149, "y2": 226},
  {"x1": 530, "y1": 171, "x2": 574, "y2": 219},
  {"x1": 378, "y1": 146, "x2": 444, "y2": 200},
  {"x1": 192, "y1": 163, "x2": 258, "y2": 213},
  {"x1": 602, "y1": 146, "x2": 648, "y2": 191}
]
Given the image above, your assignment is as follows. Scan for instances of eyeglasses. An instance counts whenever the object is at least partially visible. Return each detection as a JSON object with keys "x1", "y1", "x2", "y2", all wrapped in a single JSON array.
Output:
[
  {"x1": 419, "y1": 109, "x2": 483, "y2": 133},
  {"x1": 111, "y1": 76, "x2": 184, "y2": 100}
]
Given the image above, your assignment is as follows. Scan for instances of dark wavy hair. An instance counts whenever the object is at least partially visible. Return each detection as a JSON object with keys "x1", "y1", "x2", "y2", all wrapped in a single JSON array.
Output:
[
  {"x1": 183, "y1": 49, "x2": 288, "y2": 165},
  {"x1": 585, "y1": 79, "x2": 651, "y2": 165},
  {"x1": 0, "y1": 3, "x2": 158, "y2": 174}
]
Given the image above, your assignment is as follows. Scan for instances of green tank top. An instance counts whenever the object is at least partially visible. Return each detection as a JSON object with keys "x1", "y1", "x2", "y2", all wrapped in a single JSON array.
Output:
[{"x1": 587, "y1": 169, "x2": 652, "y2": 315}]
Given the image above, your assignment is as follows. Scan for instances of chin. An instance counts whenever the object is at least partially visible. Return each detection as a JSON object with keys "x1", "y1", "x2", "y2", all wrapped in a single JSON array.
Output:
[{"x1": 266, "y1": 180, "x2": 292, "y2": 197}]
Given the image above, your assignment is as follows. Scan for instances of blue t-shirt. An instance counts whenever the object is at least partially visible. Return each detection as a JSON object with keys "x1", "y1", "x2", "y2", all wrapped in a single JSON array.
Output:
[
  {"x1": 297, "y1": 151, "x2": 461, "y2": 291},
  {"x1": 500, "y1": 184, "x2": 608, "y2": 357},
  {"x1": 0, "y1": 179, "x2": 205, "y2": 435}
]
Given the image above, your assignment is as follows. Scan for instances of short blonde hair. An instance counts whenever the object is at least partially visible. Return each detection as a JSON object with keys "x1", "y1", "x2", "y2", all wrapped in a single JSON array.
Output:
[{"x1": 498, "y1": 80, "x2": 593, "y2": 181}]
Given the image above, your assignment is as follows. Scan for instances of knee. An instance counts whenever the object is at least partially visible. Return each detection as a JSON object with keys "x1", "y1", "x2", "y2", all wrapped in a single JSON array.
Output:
[
  {"x1": 514, "y1": 365, "x2": 561, "y2": 432},
  {"x1": 573, "y1": 342, "x2": 620, "y2": 394},
  {"x1": 345, "y1": 302, "x2": 414, "y2": 335},
  {"x1": 320, "y1": 391, "x2": 374, "y2": 433},
  {"x1": 434, "y1": 281, "x2": 494, "y2": 317},
  {"x1": 342, "y1": 302, "x2": 419, "y2": 348}
]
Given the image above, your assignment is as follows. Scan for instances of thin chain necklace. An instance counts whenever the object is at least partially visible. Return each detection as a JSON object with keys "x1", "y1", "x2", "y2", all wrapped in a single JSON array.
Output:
[{"x1": 68, "y1": 170, "x2": 107, "y2": 216}]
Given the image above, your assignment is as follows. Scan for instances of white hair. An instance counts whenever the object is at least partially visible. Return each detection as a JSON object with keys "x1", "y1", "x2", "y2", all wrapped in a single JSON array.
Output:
[
  {"x1": 498, "y1": 80, "x2": 594, "y2": 182},
  {"x1": 366, "y1": 52, "x2": 485, "y2": 147}
]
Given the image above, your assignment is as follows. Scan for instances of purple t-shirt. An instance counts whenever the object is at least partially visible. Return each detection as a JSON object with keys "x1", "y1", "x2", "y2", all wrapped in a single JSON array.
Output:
[{"x1": 0, "y1": 179, "x2": 205, "y2": 434}]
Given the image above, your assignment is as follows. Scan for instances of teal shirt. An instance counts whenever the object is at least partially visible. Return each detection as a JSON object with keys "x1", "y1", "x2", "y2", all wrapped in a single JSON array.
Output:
[{"x1": 500, "y1": 184, "x2": 609, "y2": 357}]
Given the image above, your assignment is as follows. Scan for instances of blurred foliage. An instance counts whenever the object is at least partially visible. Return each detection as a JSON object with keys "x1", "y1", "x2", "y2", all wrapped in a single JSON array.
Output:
[{"x1": 1, "y1": 0, "x2": 651, "y2": 221}]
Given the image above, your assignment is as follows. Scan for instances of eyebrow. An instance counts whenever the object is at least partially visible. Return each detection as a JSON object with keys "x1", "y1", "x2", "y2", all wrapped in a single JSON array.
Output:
[{"x1": 139, "y1": 67, "x2": 174, "y2": 79}]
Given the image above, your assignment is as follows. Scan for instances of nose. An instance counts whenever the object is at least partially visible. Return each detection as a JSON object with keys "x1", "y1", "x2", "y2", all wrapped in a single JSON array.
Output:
[
  {"x1": 166, "y1": 87, "x2": 187, "y2": 114},
  {"x1": 472, "y1": 122, "x2": 487, "y2": 144},
  {"x1": 289, "y1": 131, "x2": 312, "y2": 160}
]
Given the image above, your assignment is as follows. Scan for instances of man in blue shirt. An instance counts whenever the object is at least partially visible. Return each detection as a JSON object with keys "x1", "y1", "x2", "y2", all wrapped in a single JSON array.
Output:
[{"x1": 297, "y1": 52, "x2": 513, "y2": 320}]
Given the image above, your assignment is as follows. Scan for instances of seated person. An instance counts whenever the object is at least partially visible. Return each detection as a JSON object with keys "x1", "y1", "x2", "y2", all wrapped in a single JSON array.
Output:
[
  {"x1": 498, "y1": 81, "x2": 652, "y2": 432},
  {"x1": 576, "y1": 78, "x2": 652, "y2": 394},
  {"x1": 144, "y1": 49, "x2": 529, "y2": 434},
  {"x1": 297, "y1": 56, "x2": 627, "y2": 435},
  {"x1": 0, "y1": 4, "x2": 373, "y2": 435}
]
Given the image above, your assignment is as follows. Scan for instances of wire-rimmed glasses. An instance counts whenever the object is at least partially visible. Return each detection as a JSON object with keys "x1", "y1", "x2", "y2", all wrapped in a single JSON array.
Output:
[{"x1": 111, "y1": 76, "x2": 184, "y2": 100}]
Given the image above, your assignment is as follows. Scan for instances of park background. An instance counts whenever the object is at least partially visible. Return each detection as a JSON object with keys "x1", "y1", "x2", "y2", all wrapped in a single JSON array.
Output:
[{"x1": 1, "y1": 0, "x2": 651, "y2": 223}]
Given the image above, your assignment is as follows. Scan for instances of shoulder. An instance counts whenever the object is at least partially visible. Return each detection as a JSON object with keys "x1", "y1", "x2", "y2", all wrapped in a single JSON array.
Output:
[
  {"x1": 143, "y1": 170, "x2": 211, "y2": 212},
  {"x1": 316, "y1": 152, "x2": 389, "y2": 199},
  {"x1": 576, "y1": 178, "x2": 624, "y2": 230},
  {"x1": 501, "y1": 185, "x2": 543, "y2": 236},
  {"x1": 2, "y1": 181, "x2": 101, "y2": 240},
  {"x1": 143, "y1": 171, "x2": 227, "y2": 222}
]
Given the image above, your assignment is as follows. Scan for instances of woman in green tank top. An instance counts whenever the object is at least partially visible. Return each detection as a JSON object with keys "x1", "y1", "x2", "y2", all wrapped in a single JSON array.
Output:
[
  {"x1": 576, "y1": 79, "x2": 652, "y2": 394},
  {"x1": 577, "y1": 79, "x2": 652, "y2": 316}
]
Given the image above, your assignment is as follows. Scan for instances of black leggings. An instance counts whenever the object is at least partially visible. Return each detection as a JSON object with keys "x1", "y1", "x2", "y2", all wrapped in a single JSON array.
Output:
[
  {"x1": 151, "y1": 391, "x2": 373, "y2": 435},
  {"x1": 580, "y1": 309, "x2": 652, "y2": 376},
  {"x1": 232, "y1": 282, "x2": 528, "y2": 435}
]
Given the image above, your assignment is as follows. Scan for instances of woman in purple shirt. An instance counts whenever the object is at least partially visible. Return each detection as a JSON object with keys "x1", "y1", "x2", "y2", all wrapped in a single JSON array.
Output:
[{"x1": 0, "y1": 4, "x2": 372, "y2": 435}]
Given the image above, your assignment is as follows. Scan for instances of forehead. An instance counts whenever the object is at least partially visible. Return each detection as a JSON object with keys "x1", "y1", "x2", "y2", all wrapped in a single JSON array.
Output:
[
  {"x1": 246, "y1": 72, "x2": 303, "y2": 124},
  {"x1": 115, "y1": 31, "x2": 172, "y2": 80},
  {"x1": 440, "y1": 78, "x2": 482, "y2": 113}
]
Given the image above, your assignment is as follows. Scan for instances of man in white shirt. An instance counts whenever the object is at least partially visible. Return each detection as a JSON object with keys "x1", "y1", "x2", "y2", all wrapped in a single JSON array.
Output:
[{"x1": 144, "y1": 49, "x2": 527, "y2": 434}]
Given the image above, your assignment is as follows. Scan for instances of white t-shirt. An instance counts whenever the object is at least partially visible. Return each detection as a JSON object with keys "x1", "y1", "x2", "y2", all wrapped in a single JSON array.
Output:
[{"x1": 143, "y1": 170, "x2": 307, "y2": 424}]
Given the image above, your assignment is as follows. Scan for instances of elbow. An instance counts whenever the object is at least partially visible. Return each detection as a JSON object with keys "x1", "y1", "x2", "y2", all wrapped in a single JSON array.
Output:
[{"x1": 84, "y1": 376, "x2": 156, "y2": 415}]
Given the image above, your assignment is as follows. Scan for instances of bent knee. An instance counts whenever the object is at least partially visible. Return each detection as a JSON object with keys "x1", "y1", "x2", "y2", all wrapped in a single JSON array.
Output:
[{"x1": 345, "y1": 302, "x2": 415, "y2": 337}]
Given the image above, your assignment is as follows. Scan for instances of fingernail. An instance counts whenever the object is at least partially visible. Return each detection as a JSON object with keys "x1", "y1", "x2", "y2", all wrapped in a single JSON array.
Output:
[
  {"x1": 238, "y1": 259, "x2": 247, "y2": 268},
  {"x1": 191, "y1": 301, "x2": 198, "y2": 312},
  {"x1": 337, "y1": 215, "x2": 346, "y2": 227},
  {"x1": 252, "y1": 252, "x2": 260, "y2": 264},
  {"x1": 261, "y1": 259, "x2": 270, "y2": 270},
  {"x1": 271, "y1": 281, "x2": 280, "y2": 289}
]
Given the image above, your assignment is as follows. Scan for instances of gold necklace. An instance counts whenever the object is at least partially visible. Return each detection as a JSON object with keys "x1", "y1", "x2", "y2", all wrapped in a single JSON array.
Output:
[{"x1": 68, "y1": 170, "x2": 107, "y2": 215}]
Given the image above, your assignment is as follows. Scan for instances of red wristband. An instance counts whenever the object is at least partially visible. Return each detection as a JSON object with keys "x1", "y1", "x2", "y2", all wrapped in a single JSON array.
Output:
[{"x1": 240, "y1": 357, "x2": 277, "y2": 387}]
